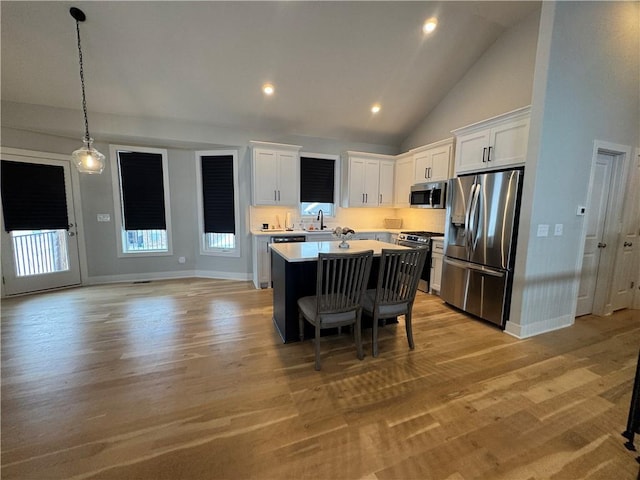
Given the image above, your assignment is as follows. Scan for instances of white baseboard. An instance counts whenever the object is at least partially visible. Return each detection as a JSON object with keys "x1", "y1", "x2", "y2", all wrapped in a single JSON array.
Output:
[
  {"x1": 504, "y1": 314, "x2": 574, "y2": 339},
  {"x1": 86, "y1": 270, "x2": 251, "y2": 286}
]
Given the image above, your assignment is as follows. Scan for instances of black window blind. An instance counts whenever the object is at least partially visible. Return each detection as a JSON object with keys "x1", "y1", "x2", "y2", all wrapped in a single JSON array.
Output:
[
  {"x1": 300, "y1": 157, "x2": 335, "y2": 203},
  {"x1": 118, "y1": 152, "x2": 166, "y2": 230},
  {"x1": 201, "y1": 155, "x2": 235, "y2": 234},
  {"x1": 1, "y1": 160, "x2": 69, "y2": 232}
]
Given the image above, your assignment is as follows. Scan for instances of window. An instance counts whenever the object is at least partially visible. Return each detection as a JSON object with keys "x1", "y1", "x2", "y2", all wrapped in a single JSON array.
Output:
[
  {"x1": 196, "y1": 150, "x2": 240, "y2": 257},
  {"x1": 110, "y1": 145, "x2": 172, "y2": 256},
  {"x1": 299, "y1": 153, "x2": 339, "y2": 217}
]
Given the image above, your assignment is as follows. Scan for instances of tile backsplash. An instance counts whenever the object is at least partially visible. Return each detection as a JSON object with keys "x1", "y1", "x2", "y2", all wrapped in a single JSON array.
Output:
[{"x1": 249, "y1": 206, "x2": 446, "y2": 233}]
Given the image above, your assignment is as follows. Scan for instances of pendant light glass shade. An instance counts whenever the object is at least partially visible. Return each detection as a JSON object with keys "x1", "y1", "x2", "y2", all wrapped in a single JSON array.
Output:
[
  {"x1": 72, "y1": 137, "x2": 105, "y2": 174},
  {"x1": 70, "y1": 7, "x2": 105, "y2": 174}
]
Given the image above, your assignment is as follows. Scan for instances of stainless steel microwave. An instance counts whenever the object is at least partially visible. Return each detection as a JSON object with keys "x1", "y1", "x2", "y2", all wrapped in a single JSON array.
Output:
[{"x1": 410, "y1": 181, "x2": 447, "y2": 209}]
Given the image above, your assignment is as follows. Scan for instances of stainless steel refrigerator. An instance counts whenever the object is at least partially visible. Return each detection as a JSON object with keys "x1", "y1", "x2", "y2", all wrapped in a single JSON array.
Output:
[{"x1": 440, "y1": 168, "x2": 523, "y2": 328}]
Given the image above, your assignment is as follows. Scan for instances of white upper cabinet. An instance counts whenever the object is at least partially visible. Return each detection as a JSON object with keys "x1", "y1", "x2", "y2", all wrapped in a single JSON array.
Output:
[
  {"x1": 342, "y1": 151, "x2": 394, "y2": 208},
  {"x1": 452, "y1": 106, "x2": 531, "y2": 174},
  {"x1": 378, "y1": 159, "x2": 395, "y2": 207},
  {"x1": 251, "y1": 141, "x2": 302, "y2": 206},
  {"x1": 394, "y1": 152, "x2": 414, "y2": 207},
  {"x1": 412, "y1": 138, "x2": 454, "y2": 184}
]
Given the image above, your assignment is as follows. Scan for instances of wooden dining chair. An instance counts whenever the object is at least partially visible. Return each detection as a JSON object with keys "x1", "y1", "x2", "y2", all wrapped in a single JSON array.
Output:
[
  {"x1": 361, "y1": 248, "x2": 427, "y2": 357},
  {"x1": 297, "y1": 250, "x2": 373, "y2": 370}
]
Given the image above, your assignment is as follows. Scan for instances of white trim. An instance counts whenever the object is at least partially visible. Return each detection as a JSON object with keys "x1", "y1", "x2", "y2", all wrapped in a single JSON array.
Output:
[
  {"x1": 249, "y1": 140, "x2": 302, "y2": 152},
  {"x1": 86, "y1": 270, "x2": 251, "y2": 285},
  {"x1": 0, "y1": 146, "x2": 89, "y2": 289},
  {"x1": 504, "y1": 314, "x2": 574, "y2": 339},
  {"x1": 195, "y1": 149, "x2": 241, "y2": 258},
  {"x1": 109, "y1": 144, "x2": 173, "y2": 257}
]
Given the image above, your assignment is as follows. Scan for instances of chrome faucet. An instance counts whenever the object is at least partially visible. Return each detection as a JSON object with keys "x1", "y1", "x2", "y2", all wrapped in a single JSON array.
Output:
[{"x1": 317, "y1": 209, "x2": 325, "y2": 230}]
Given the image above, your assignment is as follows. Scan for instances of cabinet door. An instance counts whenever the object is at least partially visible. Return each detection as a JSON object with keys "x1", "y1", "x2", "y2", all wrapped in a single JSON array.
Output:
[
  {"x1": 431, "y1": 253, "x2": 443, "y2": 293},
  {"x1": 277, "y1": 152, "x2": 299, "y2": 205},
  {"x1": 413, "y1": 150, "x2": 431, "y2": 183},
  {"x1": 255, "y1": 237, "x2": 271, "y2": 288},
  {"x1": 363, "y1": 160, "x2": 380, "y2": 207},
  {"x1": 455, "y1": 129, "x2": 491, "y2": 174},
  {"x1": 488, "y1": 117, "x2": 530, "y2": 168},
  {"x1": 348, "y1": 157, "x2": 367, "y2": 207},
  {"x1": 378, "y1": 160, "x2": 394, "y2": 206},
  {"x1": 394, "y1": 156, "x2": 413, "y2": 207},
  {"x1": 429, "y1": 145, "x2": 451, "y2": 182},
  {"x1": 253, "y1": 150, "x2": 279, "y2": 205}
]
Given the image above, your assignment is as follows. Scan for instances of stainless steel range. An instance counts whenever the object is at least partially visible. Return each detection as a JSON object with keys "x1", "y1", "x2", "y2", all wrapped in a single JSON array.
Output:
[{"x1": 396, "y1": 231, "x2": 443, "y2": 292}]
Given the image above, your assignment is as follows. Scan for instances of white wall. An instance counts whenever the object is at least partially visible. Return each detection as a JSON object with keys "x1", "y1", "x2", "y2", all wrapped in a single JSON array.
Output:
[
  {"x1": 402, "y1": 8, "x2": 540, "y2": 150},
  {"x1": 507, "y1": 1, "x2": 640, "y2": 337},
  {"x1": 1, "y1": 103, "x2": 398, "y2": 283}
]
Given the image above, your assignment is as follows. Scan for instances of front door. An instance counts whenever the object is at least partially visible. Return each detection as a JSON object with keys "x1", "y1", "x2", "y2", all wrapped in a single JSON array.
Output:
[
  {"x1": 1, "y1": 154, "x2": 81, "y2": 295},
  {"x1": 576, "y1": 153, "x2": 613, "y2": 316}
]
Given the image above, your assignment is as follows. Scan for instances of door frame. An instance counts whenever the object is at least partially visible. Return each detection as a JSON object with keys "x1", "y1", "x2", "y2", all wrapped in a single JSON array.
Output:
[
  {"x1": 575, "y1": 140, "x2": 632, "y2": 316},
  {"x1": 0, "y1": 147, "x2": 88, "y2": 296}
]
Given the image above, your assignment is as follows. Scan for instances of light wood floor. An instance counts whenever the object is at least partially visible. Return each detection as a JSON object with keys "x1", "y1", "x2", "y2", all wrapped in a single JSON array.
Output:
[{"x1": 2, "y1": 278, "x2": 639, "y2": 480}]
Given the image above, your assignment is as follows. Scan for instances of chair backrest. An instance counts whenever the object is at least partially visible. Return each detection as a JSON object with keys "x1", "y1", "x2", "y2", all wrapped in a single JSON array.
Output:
[
  {"x1": 316, "y1": 250, "x2": 374, "y2": 314},
  {"x1": 374, "y1": 248, "x2": 427, "y2": 307}
]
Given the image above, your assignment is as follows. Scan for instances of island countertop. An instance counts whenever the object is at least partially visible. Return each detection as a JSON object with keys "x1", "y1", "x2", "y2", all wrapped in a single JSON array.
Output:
[{"x1": 270, "y1": 239, "x2": 408, "y2": 263}]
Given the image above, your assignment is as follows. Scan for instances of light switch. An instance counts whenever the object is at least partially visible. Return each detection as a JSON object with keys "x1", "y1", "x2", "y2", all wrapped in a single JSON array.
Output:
[
  {"x1": 537, "y1": 224, "x2": 549, "y2": 237},
  {"x1": 97, "y1": 214, "x2": 111, "y2": 222},
  {"x1": 554, "y1": 224, "x2": 563, "y2": 236}
]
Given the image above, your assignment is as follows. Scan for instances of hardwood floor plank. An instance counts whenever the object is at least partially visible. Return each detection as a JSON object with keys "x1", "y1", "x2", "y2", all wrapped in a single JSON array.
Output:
[{"x1": 2, "y1": 278, "x2": 639, "y2": 479}]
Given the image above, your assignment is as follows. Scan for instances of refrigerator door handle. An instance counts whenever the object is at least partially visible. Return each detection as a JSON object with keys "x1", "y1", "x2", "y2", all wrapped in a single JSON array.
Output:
[
  {"x1": 464, "y1": 184, "x2": 476, "y2": 252},
  {"x1": 468, "y1": 184, "x2": 481, "y2": 251},
  {"x1": 444, "y1": 257, "x2": 505, "y2": 277}
]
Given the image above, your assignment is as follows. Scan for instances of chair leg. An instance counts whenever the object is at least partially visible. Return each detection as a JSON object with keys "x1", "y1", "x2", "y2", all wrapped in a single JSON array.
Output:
[
  {"x1": 372, "y1": 311, "x2": 380, "y2": 358},
  {"x1": 355, "y1": 316, "x2": 364, "y2": 361},
  {"x1": 314, "y1": 323, "x2": 321, "y2": 371},
  {"x1": 298, "y1": 311, "x2": 305, "y2": 342},
  {"x1": 405, "y1": 311, "x2": 415, "y2": 350}
]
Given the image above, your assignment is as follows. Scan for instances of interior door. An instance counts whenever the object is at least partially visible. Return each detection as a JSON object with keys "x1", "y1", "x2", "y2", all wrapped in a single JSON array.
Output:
[
  {"x1": 576, "y1": 154, "x2": 613, "y2": 316},
  {"x1": 1, "y1": 155, "x2": 81, "y2": 295}
]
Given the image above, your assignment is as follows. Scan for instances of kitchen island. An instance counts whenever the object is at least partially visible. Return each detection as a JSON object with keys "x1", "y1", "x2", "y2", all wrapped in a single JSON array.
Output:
[{"x1": 270, "y1": 239, "x2": 408, "y2": 343}]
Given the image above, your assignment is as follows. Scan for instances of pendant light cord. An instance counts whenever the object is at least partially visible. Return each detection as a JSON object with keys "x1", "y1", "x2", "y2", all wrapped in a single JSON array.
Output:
[{"x1": 75, "y1": 19, "x2": 90, "y2": 142}]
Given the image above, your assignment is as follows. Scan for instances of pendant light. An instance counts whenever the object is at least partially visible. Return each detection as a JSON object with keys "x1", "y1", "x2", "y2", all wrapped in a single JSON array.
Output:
[{"x1": 70, "y1": 7, "x2": 105, "y2": 174}]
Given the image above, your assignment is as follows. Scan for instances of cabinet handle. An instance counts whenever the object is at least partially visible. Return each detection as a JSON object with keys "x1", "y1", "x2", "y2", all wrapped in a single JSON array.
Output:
[
  {"x1": 278, "y1": 190, "x2": 281, "y2": 201},
  {"x1": 379, "y1": 194, "x2": 382, "y2": 203},
  {"x1": 362, "y1": 193, "x2": 365, "y2": 203},
  {"x1": 487, "y1": 146, "x2": 493, "y2": 162},
  {"x1": 597, "y1": 242, "x2": 607, "y2": 248},
  {"x1": 428, "y1": 167, "x2": 432, "y2": 178},
  {"x1": 274, "y1": 190, "x2": 277, "y2": 201},
  {"x1": 365, "y1": 193, "x2": 368, "y2": 203},
  {"x1": 424, "y1": 167, "x2": 428, "y2": 179},
  {"x1": 482, "y1": 147, "x2": 487, "y2": 163},
  {"x1": 624, "y1": 242, "x2": 633, "y2": 247}
]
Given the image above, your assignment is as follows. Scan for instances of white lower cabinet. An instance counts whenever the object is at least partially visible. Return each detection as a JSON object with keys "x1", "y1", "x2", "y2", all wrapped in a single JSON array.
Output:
[
  {"x1": 252, "y1": 236, "x2": 272, "y2": 289},
  {"x1": 430, "y1": 238, "x2": 444, "y2": 294}
]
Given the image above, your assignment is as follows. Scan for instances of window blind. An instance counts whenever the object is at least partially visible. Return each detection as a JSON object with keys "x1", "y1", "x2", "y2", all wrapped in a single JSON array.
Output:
[
  {"x1": 1, "y1": 160, "x2": 69, "y2": 232},
  {"x1": 118, "y1": 152, "x2": 166, "y2": 230},
  {"x1": 201, "y1": 155, "x2": 235, "y2": 234},
  {"x1": 300, "y1": 157, "x2": 335, "y2": 203}
]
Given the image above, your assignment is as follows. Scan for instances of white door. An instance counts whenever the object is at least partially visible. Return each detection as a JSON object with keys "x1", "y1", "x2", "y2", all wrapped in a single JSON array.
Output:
[
  {"x1": 611, "y1": 152, "x2": 639, "y2": 310},
  {"x1": 1, "y1": 156, "x2": 81, "y2": 295},
  {"x1": 253, "y1": 149, "x2": 278, "y2": 205},
  {"x1": 576, "y1": 154, "x2": 613, "y2": 316}
]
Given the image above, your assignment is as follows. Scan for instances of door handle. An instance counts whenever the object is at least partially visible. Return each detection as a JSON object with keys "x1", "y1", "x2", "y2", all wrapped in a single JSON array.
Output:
[
  {"x1": 624, "y1": 242, "x2": 633, "y2": 247},
  {"x1": 597, "y1": 242, "x2": 607, "y2": 248}
]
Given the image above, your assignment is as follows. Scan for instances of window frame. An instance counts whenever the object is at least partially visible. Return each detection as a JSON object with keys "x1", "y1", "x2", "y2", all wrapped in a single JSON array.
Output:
[
  {"x1": 299, "y1": 152, "x2": 340, "y2": 218},
  {"x1": 110, "y1": 144, "x2": 173, "y2": 258},
  {"x1": 195, "y1": 149, "x2": 240, "y2": 258}
]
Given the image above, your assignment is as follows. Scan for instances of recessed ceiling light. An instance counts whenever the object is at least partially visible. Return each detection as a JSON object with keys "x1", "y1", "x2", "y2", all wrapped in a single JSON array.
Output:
[
  {"x1": 262, "y1": 83, "x2": 274, "y2": 95},
  {"x1": 423, "y1": 18, "x2": 438, "y2": 34},
  {"x1": 371, "y1": 104, "x2": 381, "y2": 114}
]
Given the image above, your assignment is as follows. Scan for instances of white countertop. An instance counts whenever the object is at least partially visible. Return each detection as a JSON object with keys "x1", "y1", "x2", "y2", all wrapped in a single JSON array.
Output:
[
  {"x1": 271, "y1": 240, "x2": 409, "y2": 262},
  {"x1": 251, "y1": 228, "x2": 404, "y2": 237}
]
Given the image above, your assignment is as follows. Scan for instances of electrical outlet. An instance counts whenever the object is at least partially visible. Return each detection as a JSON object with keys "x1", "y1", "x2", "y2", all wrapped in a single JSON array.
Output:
[
  {"x1": 554, "y1": 224, "x2": 563, "y2": 236},
  {"x1": 97, "y1": 213, "x2": 111, "y2": 222}
]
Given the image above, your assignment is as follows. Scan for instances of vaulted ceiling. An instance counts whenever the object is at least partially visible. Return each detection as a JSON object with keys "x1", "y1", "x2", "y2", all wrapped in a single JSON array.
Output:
[{"x1": 1, "y1": 1, "x2": 539, "y2": 146}]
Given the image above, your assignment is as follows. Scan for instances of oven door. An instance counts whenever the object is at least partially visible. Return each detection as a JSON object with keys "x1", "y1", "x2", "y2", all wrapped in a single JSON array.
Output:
[{"x1": 396, "y1": 241, "x2": 431, "y2": 292}]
